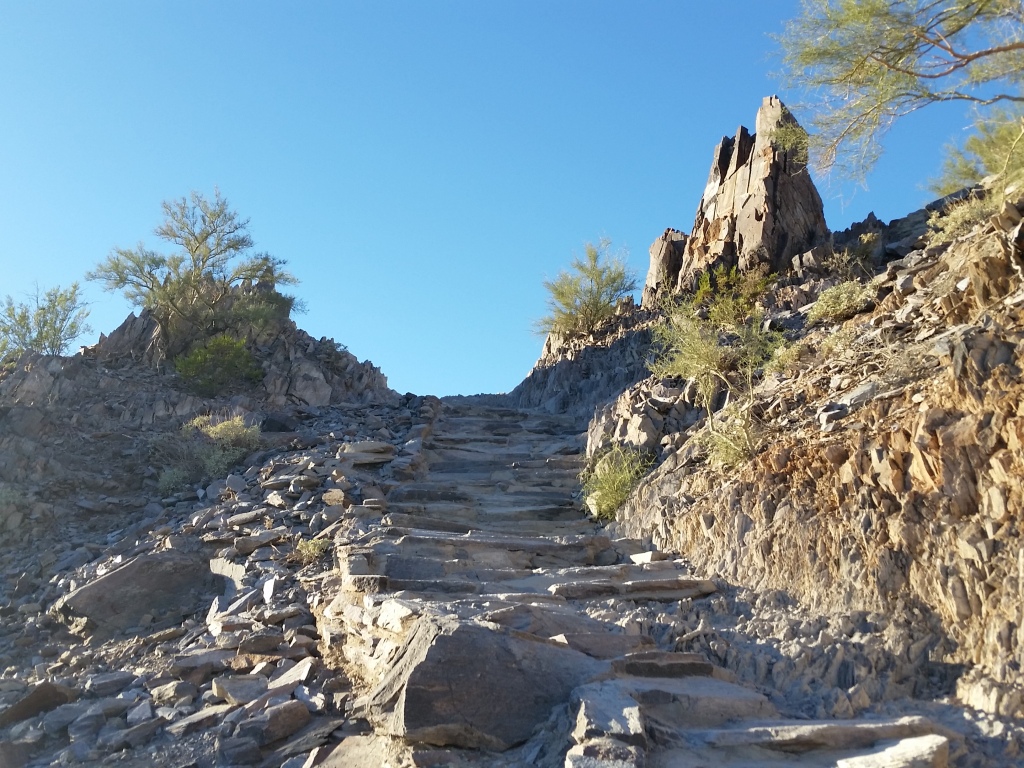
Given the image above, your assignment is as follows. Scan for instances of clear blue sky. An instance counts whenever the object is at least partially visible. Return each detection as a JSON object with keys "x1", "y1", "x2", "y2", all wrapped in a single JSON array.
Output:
[{"x1": 0, "y1": 2, "x2": 976, "y2": 396}]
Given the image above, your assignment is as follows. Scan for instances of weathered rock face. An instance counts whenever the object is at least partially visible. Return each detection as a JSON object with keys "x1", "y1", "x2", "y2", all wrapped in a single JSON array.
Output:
[
  {"x1": 507, "y1": 309, "x2": 656, "y2": 426},
  {"x1": 644, "y1": 96, "x2": 829, "y2": 304},
  {"x1": 641, "y1": 229, "x2": 688, "y2": 308},
  {"x1": 606, "y1": 192, "x2": 1024, "y2": 721}
]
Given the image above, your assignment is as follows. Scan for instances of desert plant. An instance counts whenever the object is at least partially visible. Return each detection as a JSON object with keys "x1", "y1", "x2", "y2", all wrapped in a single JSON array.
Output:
[
  {"x1": 581, "y1": 445, "x2": 654, "y2": 521},
  {"x1": 294, "y1": 538, "x2": 332, "y2": 565},
  {"x1": 88, "y1": 190, "x2": 300, "y2": 357},
  {"x1": 778, "y1": 1, "x2": 1024, "y2": 177},
  {"x1": 808, "y1": 280, "x2": 874, "y2": 324},
  {"x1": 650, "y1": 271, "x2": 781, "y2": 464},
  {"x1": 927, "y1": 192, "x2": 1001, "y2": 244},
  {"x1": 933, "y1": 110, "x2": 1024, "y2": 196},
  {"x1": 0, "y1": 283, "x2": 91, "y2": 359},
  {"x1": 536, "y1": 240, "x2": 637, "y2": 337},
  {"x1": 152, "y1": 414, "x2": 261, "y2": 493},
  {"x1": 818, "y1": 325, "x2": 859, "y2": 360},
  {"x1": 765, "y1": 340, "x2": 807, "y2": 375},
  {"x1": 175, "y1": 335, "x2": 263, "y2": 396},
  {"x1": 700, "y1": 403, "x2": 762, "y2": 468}
]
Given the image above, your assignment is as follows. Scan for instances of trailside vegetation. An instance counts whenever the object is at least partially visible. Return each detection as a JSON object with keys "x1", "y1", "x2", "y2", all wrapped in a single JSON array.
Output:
[{"x1": 536, "y1": 240, "x2": 638, "y2": 338}]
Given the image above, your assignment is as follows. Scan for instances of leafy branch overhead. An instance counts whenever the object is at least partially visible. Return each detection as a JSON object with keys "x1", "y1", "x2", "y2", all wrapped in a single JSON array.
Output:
[
  {"x1": 778, "y1": 0, "x2": 1024, "y2": 178},
  {"x1": 536, "y1": 240, "x2": 637, "y2": 338},
  {"x1": 88, "y1": 190, "x2": 300, "y2": 357}
]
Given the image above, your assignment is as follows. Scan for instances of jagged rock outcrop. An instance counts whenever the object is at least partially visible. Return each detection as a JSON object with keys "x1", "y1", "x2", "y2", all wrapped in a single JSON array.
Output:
[{"x1": 643, "y1": 96, "x2": 829, "y2": 305}]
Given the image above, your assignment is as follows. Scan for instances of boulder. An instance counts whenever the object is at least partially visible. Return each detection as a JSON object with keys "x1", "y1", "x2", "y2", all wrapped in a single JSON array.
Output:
[
  {"x1": 359, "y1": 615, "x2": 607, "y2": 751},
  {"x1": 51, "y1": 550, "x2": 217, "y2": 638},
  {"x1": 642, "y1": 229, "x2": 688, "y2": 308}
]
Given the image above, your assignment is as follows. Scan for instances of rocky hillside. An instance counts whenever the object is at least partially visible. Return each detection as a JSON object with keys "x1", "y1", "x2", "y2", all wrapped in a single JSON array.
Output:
[{"x1": 2, "y1": 96, "x2": 1024, "y2": 768}]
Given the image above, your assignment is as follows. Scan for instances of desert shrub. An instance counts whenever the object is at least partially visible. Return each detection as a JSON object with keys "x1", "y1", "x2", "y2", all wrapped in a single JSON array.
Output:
[
  {"x1": 927, "y1": 192, "x2": 1001, "y2": 245},
  {"x1": 808, "y1": 280, "x2": 874, "y2": 324},
  {"x1": 536, "y1": 240, "x2": 637, "y2": 337},
  {"x1": 700, "y1": 403, "x2": 762, "y2": 468},
  {"x1": 765, "y1": 341, "x2": 807, "y2": 375},
  {"x1": 152, "y1": 414, "x2": 261, "y2": 493},
  {"x1": 175, "y1": 335, "x2": 263, "y2": 396},
  {"x1": 818, "y1": 326, "x2": 859, "y2": 360},
  {"x1": 581, "y1": 446, "x2": 654, "y2": 521},
  {"x1": 89, "y1": 190, "x2": 300, "y2": 358},
  {"x1": 650, "y1": 268, "x2": 780, "y2": 465},
  {"x1": 294, "y1": 538, "x2": 332, "y2": 565},
  {"x1": 0, "y1": 282, "x2": 91, "y2": 358},
  {"x1": 825, "y1": 233, "x2": 877, "y2": 279}
]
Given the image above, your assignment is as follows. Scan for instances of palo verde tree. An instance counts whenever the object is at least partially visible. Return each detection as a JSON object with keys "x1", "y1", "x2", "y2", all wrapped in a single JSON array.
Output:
[
  {"x1": 88, "y1": 190, "x2": 298, "y2": 358},
  {"x1": 536, "y1": 240, "x2": 638, "y2": 338},
  {"x1": 778, "y1": 0, "x2": 1024, "y2": 186},
  {"x1": 0, "y1": 283, "x2": 92, "y2": 359}
]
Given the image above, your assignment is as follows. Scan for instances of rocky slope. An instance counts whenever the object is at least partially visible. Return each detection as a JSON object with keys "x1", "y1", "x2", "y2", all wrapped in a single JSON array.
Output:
[{"x1": 3, "y1": 95, "x2": 1024, "y2": 768}]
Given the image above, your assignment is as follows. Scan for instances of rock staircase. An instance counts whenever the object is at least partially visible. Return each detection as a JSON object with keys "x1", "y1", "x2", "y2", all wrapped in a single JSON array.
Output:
[{"x1": 317, "y1": 402, "x2": 954, "y2": 767}]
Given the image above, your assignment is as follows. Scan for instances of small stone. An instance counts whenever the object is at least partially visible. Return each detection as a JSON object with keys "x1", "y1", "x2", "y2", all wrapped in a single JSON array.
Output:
[{"x1": 212, "y1": 675, "x2": 270, "y2": 706}]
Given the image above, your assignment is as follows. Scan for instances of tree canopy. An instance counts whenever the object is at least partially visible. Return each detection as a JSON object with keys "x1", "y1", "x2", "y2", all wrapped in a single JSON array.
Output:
[
  {"x1": 778, "y1": 0, "x2": 1024, "y2": 178},
  {"x1": 88, "y1": 190, "x2": 297, "y2": 356},
  {"x1": 0, "y1": 283, "x2": 91, "y2": 359}
]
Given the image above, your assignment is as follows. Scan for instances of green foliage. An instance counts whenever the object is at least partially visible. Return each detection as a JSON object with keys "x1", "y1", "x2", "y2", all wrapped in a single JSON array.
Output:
[
  {"x1": 650, "y1": 269, "x2": 781, "y2": 464},
  {"x1": 581, "y1": 446, "x2": 654, "y2": 521},
  {"x1": 933, "y1": 111, "x2": 1024, "y2": 194},
  {"x1": 808, "y1": 280, "x2": 875, "y2": 324},
  {"x1": 536, "y1": 240, "x2": 638, "y2": 337},
  {"x1": 294, "y1": 538, "x2": 332, "y2": 565},
  {"x1": 175, "y1": 335, "x2": 263, "y2": 396},
  {"x1": 88, "y1": 190, "x2": 299, "y2": 356},
  {"x1": 765, "y1": 340, "x2": 808, "y2": 376},
  {"x1": 151, "y1": 414, "x2": 261, "y2": 493},
  {"x1": 927, "y1": 191, "x2": 1002, "y2": 243},
  {"x1": 819, "y1": 325, "x2": 859, "y2": 359},
  {"x1": 700, "y1": 403, "x2": 763, "y2": 468},
  {"x1": 778, "y1": 0, "x2": 1024, "y2": 176},
  {"x1": 0, "y1": 283, "x2": 91, "y2": 359}
]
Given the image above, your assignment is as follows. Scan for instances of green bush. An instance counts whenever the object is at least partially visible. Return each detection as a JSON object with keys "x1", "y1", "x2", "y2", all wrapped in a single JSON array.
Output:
[
  {"x1": 536, "y1": 240, "x2": 637, "y2": 337},
  {"x1": 175, "y1": 335, "x2": 263, "y2": 396},
  {"x1": 649, "y1": 269, "x2": 780, "y2": 465},
  {"x1": 0, "y1": 282, "x2": 91, "y2": 358},
  {"x1": 764, "y1": 340, "x2": 807, "y2": 375},
  {"x1": 152, "y1": 414, "x2": 261, "y2": 493},
  {"x1": 294, "y1": 538, "x2": 332, "y2": 565},
  {"x1": 581, "y1": 446, "x2": 654, "y2": 521},
  {"x1": 808, "y1": 280, "x2": 874, "y2": 324}
]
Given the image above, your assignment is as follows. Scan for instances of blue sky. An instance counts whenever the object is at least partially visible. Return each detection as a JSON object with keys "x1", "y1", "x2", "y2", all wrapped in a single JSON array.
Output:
[{"x1": 0, "y1": 2, "x2": 977, "y2": 396}]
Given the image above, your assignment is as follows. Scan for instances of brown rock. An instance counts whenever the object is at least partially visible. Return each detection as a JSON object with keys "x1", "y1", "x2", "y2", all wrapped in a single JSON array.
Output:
[
  {"x1": 0, "y1": 682, "x2": 77, "y2": 727},
  {"x1": 673, "y1": 96, "x2": 828, "y2": 294}
]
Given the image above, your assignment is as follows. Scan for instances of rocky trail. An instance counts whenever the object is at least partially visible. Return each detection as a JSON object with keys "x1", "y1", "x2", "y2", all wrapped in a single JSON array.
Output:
[{"x1": 2, "y1": 397, "x2": 1017, "y2": 767}]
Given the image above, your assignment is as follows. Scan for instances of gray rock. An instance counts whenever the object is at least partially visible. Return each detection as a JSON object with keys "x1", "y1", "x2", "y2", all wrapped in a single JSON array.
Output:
[
  {"x1": 361, "y1": 616, "x2": 606, "y2": 751},
  {"x1": 52, "y1": 550, "x2": 216, "y2": 638}
]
